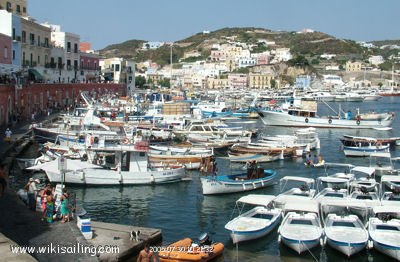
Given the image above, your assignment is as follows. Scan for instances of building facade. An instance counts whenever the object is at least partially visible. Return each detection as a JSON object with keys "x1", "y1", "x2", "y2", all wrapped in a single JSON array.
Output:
[
  {"x1": 0, "y1": 33, "x2": 12, "y2": 64},
  {"x1": 0, "y1": 0, "x2": 27, "y2": 16},
  {"x1": 228, "y1": 73, "x2": 248, "y2": 89},
  {"x1": 345, "y1": 61, "x2": 362, "y2": 72},
  {"x1": 207, "y1": 77, "x2": 228, "y2": 89},
  {"x1": 249, "y1": 73, "x2": 273, "y2": 89}
]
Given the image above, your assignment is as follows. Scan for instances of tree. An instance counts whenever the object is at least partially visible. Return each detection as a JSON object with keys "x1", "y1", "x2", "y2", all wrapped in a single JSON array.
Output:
[
  {"x1": 159, "y1": 78, "x2": 170, "y2": 88},
  {"x1": 135, "y1": 75, "x2": 146, "y2": 89},
  {"x1": 270, "y1": 79, "x2": 277, "y2": 88}
]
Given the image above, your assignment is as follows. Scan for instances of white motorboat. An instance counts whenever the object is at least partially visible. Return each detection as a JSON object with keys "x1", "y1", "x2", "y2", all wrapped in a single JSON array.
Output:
[
  {"x1": 380, "y1": 175, "x2": 400, "y2": 206},
  {"x1": 258, "y1": 99, "x2": 394, "y2": 129},
  {"x1": 225, "y1": 195, "x2": 281, "y2": 244},
  {"x1": 274, "y1": 176, "x2": 316, "y2": 208},
  {"x1": 368, "y1": 205, "x2": 400, "y2": 260},
  {"x1": 278, "y1": 199, "x2": 323, "y2": 254},
  {"x1": 369, "y1": 152, "x2": 398, "y2": 177},
  {"x1": 302, "y1": 91, "x2": 336, "y2": 102},
  {"x1": 27, "y1": 142, "x2": 186, "y2": 185},
  {"x1": 321, "y1": 199, "x2": 369, "y2": 257},
  {"x1": 314, "y1": 176, "x2": 350, "y2": 203},
  {"x1": 343, "y1": 144, "x2": 390, "y2": 157},
  {"x1": 334, "y1": 92, "x2": 365, "y2": 102},
  {"x1": 200, "y1": 168, "x2": 277, "y2": 195}
]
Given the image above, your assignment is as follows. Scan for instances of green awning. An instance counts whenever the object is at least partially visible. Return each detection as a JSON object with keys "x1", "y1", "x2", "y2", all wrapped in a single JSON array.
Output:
[{"x1": 28, "y1": 69, "x2": 43, "y2": 80}]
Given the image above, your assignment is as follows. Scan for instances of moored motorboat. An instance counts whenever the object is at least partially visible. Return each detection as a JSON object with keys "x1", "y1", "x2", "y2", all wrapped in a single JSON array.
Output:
[
  {"x1": 278, "y1": 199, "x2": 323, "y2": 254},
  {"x1": 200, "y1": 167, "x2": 277, "y2": 195},
  {"x1": 225, "y1": 195, "x2": 281, "y2": 244},
  {"x1": 368, "y1": 205, "x2": 400, "y2": 260}
]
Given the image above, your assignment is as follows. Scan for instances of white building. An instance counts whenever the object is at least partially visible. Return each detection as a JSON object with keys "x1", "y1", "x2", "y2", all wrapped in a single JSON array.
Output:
[
  {"x1": 368, "y1": 55, "x2": 384, "y2": 65},
  {"x1": 320, "y1": 53, "x2": 336, "y2": 60},
  {"x1": 274, "y1": 48, "x2": 292, "y2": 62},
  {"x1": 142, "y1": 41, "x2": 164, "y2": 50},
  {"x1": 237, "y1": 57, "x2": 256, "y2": 68},
  {"x1": 323, "y1": 74, "x2": 344, "y2": 86}
]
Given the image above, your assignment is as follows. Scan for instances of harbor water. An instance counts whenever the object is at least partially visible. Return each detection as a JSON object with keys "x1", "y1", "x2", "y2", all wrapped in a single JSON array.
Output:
[{"x1": 14, "y1": 97, "x2": 400, "y2": 262}]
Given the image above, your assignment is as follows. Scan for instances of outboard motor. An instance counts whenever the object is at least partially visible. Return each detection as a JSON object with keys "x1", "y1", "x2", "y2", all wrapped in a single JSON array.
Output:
[{"x1": 199, "y1": 233, "x2": 211, "y2": 246}]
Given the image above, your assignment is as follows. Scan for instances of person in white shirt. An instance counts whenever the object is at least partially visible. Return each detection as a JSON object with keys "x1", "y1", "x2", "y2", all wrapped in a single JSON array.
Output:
[
  {"x1": 4, "y1": 128, "x2": 12, "y2": 143},
  {"x1": 26, "y1": 178, "x2": 39, "y2": 210}
]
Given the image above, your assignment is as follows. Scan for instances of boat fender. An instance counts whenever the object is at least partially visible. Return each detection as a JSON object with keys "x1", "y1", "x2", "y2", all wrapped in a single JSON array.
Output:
[
  {"x1": 305, "y1": 118, "x2": 309, "y2": 123},
  {"x1": 150, "y1": 174, "x2": 155, "y2": 184},
  {"x1": 252, "y1": 182, "x2": 256, "y2": 189},
  {"x1": 323, "y1": 237, "x2": 327, "y2": 246},
  {"x1": 277, "y1": 235, "x2": 281, "y2": 243},
  {"x1": 356, "y1": 119, "x2": 361, "y2": 125},
  {"x1": 242, "y1": 183, "x2": 246, "y2": 190},
  {"x1": 328, "y1": 117, "x2": 332, "y2": 124},
  {"x1": 367, "y1": 240, "x2": 373, "y2": 249},
  {"x1": 320, "y1": 238, "x2": 324, "y2": 247}
]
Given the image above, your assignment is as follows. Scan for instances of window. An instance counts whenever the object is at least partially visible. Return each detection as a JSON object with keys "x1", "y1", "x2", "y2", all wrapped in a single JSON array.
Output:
[
  {"x1": 16, "y1": 4, "x2": 20, "y2": 13},
  {"x1": 44, "y1": 37, "x2": 49, "y2": 47},
  {"x1": 37, "y1": 35, "x2": 40, "y2": 46},
  {"x1": 37, "y1": 55, "x2": 40, "y2": 64},
  {"x1": 6, "y1": 2, "x2": 11, "y2": 11},
  {"x1": 94, "y1": 62, "x2": 97, "y2": 70},
  {"x1": 22, "y1": 31, "x2": 26, "y2": 43},
  {"x1": 29, "y1": 33, "x2": 34, "y2": 45},
  {"x1": 80, "y1": 60, "x2": 83, "y2": 69},
  {"x1": 23, "y1": 7, "x2": 26, "y2": 13},
  {"x1": 22, "y1": 52, "x2": 25, "y2": 64},
  {"x1": 4, "y1": 47, "x2": 8, "y2": 59},
  {"x1": 12, "y1": 50, "x2": 15, "y2": 60},
  {"x1": 45, "y1": 55, "x2": 48, "y2": 64},
  {"x1": 87, "y1": 61, "x2": 90, "y2": 69},
  {"x1": 74, "y1": 60, "x2": 78, "y2": 70},
  {"x1": 115, "y1": 64, "x2": 120, "y2": 72},
  {"x1": 12, "y1": 28, "x2": 15, "y2": 40},
  {"x1": 74, "y1": 43, "x2": 78, "y2": 53},
  {"x1": 67, "y1": 42, "x2": 71, "y2": 52}
]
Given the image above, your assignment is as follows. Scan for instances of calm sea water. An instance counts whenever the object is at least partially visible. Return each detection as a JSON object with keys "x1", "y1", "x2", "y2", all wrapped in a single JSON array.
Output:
[{"x1": 16, "y1": 97, "x2": 400, "y2": 262}]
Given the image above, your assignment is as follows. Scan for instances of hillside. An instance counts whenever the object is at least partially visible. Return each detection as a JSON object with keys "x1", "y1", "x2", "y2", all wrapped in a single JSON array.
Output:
[{"x1": 98, "y1": 27, "x2": 394, "y2": 65}]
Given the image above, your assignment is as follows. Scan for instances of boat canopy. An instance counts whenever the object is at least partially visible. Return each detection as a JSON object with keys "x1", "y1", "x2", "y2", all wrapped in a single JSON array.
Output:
[
  {"x1": 373, "y1": 205, "x2": 400, "y2": 215},
  {"x1": 236, "y1": 194, "x2": 276, "y2": 207},
  {"x1": 369, "y1": 152, "x2": 392, "y2": 158},
  {"x1": 320, "y1": 198, "x2": 368, "y2": 209},
  {"x1": 324, "y1": 162, "x2": 355, "y2": 169},
  {"x1": 351, "y1": 166, "x2": 376, "y2": 176},
  {"x1": 317, "y1": 176, "x2": 349, "y2": 184},
  {"x1": 280, "y1": 176, "x2": 315, "y2": 184},
  {"x1": 381, "y1": 175, "x2": 400, "y2": 183},
  {"x1": 27, "y1": 158, "x2": 100, "y2": 173},
  {"x1": 283, "y1": 199, "x2": 319, "y2": 214}
]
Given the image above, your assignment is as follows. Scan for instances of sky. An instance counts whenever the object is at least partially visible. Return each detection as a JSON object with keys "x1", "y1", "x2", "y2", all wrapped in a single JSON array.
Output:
[{"x1": 29, "y1": 0, "x2": 400, "y2": 50}]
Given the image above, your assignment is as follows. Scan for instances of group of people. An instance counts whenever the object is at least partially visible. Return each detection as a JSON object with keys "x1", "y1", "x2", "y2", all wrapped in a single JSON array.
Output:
[
  {"x1": 23, "y1": 179, "x2": 71, "y2": 223},
  {"x1": 305, "y1": 154, "x2": 325, "y2": 167}
]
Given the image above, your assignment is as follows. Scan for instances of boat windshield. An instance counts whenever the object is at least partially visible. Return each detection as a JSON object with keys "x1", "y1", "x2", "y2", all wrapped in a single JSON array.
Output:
[
  {"x1": 290, "y1": 219, "x2": 313, "y2": 225},
  {"x1": 252, "y1": 214, "x2": 273, "y2": 220},
  {"x1": 376, "y1": 225, "x2": 399, "y2": 231},
  {"x1": 355, "y1": 195, "x2": 374, "y2": 200},
  {"x1": 325, "y1": 193, "x2": 345, "y2": 198},
  {"x1": 332, "y1": 221, "x2": 356, "y2": 227}
]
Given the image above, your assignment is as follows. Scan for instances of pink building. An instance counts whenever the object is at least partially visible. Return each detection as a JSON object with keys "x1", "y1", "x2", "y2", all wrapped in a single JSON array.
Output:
[
  {"x1": 80, "y1": 52, "x2": 100, "y2": 82},
  {"x1": 228, "y1": 74, "x2": 248, "y2": 89},
  {"x1": 210, "y1": 50, "x2": 226, "y2": 61},
  {"x1": 256, "y1": 54, "x2": 270, "y2": 65},
  {"x1": 0, "y1": 33, "x2": 12, "y2": 65}
]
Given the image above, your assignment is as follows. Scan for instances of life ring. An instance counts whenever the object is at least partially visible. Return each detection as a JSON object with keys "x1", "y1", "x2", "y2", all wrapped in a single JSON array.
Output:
[
  {"x1": 122, "y1": 138, "x2": 130, "y2": 144},
  {"x1": 305, "y1": 118, "x2": 309, "y2": 123},
  {"x1": 356, "y1": 119, "x2": 361, "y2": 125},
  {"x1": 328, "y1": 117, "x2": 332, "y2": 124}
]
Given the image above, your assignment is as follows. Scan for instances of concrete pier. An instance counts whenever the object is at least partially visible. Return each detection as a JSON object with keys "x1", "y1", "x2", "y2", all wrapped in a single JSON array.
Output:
[{"x1": 88, "y1": 221, "x2": 162, "y2": 261}]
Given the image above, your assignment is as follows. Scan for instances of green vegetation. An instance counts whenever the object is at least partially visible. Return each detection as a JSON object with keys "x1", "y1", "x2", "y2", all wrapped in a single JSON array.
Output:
[
  {"x1": 287, "y1": 55, "x2": 309, "y2": 67},
  {"x1": 252, "y1": 43, "x2": 269, "y2": 53},
  {"x1": 232, "y1": 67, "x2": 250, "y2": 74},
  {"x1": 135, "y1": 75, "x2": 146, "y2": 88},
  {"x1": 159, "y1": 78, "x2": 170, "y2": 88}
]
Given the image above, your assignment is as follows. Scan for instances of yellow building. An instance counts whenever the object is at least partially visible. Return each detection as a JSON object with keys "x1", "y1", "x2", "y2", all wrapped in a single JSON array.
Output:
[
  {"x1": 20, "y1": 17, "x2": 51, "y2": 68},
  {"x1": 345, "y1": 61, "x2": 362, "y2": 72},
  {"x1": 0, "y1": 0, "x2": 27, "y2": 16},
  {"x1": 207, "y1": 77, "x2": 228, "y2": 89},
  {"x1": 147, "y1": 73, "x2": 164, "y2": 85},
  {"x1": 249, "y1": 73, "x2": 274, "y2": 89},
  {"x1": 226, "y1": 46, "x2": 242, "y2": 58}
]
